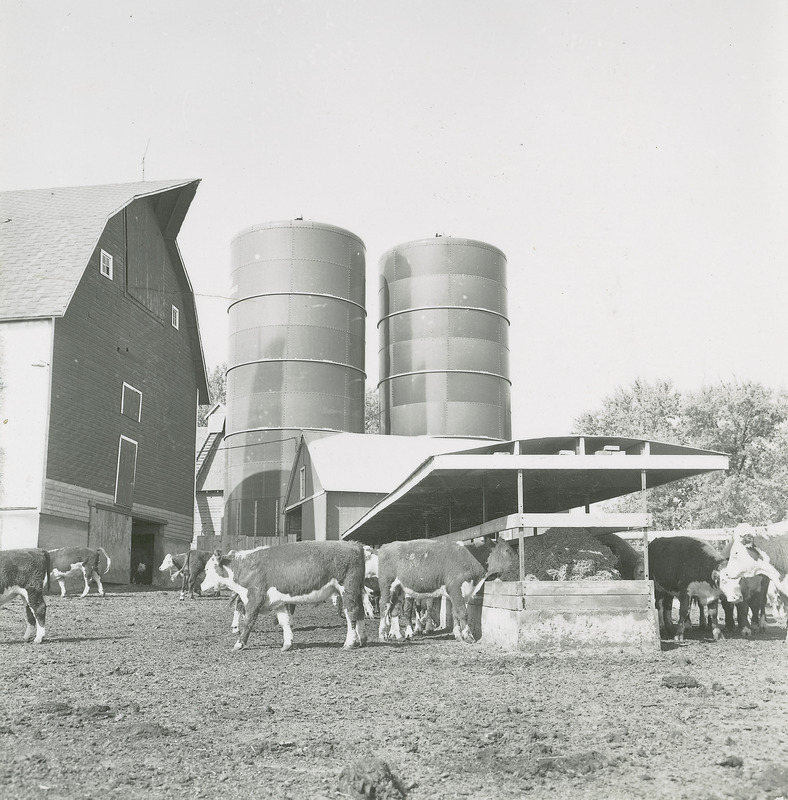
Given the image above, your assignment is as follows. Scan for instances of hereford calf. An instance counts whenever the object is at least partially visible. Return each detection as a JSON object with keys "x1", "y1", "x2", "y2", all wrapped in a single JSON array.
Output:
[
  {"x1": 201, "y1": 541, "x2": 367, "y2": 652},
  {"x1": 49, "y1": 547, "x2": 111, "y2": 598},
  {"x1": 159, "y1": 551, "x2": 214, "y2": 600},
  {"x1": 377, "y1": 539, "x2": 490, "y2": 644},
  {"x1": 0, "y1": 549, "x2": 50, "y2": 643}
]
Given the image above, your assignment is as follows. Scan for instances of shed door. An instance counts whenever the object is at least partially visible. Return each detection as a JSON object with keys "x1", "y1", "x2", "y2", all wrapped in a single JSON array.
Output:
[{"x1": 88, "y1": 505, "x2": 131, "y2": 583}]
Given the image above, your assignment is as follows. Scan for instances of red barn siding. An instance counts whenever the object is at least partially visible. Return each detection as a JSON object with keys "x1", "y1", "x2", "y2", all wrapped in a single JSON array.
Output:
[{"x1": 46, "y1": 202, "x2": 199, "y2": 518}]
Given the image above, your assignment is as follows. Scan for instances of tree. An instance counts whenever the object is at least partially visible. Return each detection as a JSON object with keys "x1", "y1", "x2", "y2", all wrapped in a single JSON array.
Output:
[
  {"x1": 198, "y1": 363, "x2": 227, "y2": 427},
  {"x1": 574, "y1": 378, "x2": 684, "y2": 443},
  {"x1": 365, "y1": 387, "x2": 380, "y2": 434},
  {"x1": 573, "y1": 378, "x2": 788, "y2": 528}
]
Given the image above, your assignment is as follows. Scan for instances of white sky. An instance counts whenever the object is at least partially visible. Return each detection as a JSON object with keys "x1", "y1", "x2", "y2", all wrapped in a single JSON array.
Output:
[{"x1": 2, "y1": 0, "x2": 787, "y2": 437}]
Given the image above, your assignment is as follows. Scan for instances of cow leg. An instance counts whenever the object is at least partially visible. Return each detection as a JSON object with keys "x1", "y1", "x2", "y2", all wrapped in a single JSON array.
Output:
[
  {"x1": 362, "y1": 587, "x2": 375, "y2": 619},
  {"x1": 697, "y1": 600, "x2": 707, "y2": 630},
  {"x1": 656, "y1": 591, "x2": 675, "y2": 638},
  {"x1": 342, "y1": 605, "x2": 365, "y2": 649},
  {"x1": 23, "y1": 589, "x2": 47, "y2": 644},
  {"x1": 706, "y1": 601, "x2": 724, "y2": 641},
  {"x1": 179, "y1": 572, "x2": 188, "y2": 601},
  {"x1": 56, "y1": 576, "x2": 67, "y2": 598},
  {"x1": 277, "y1": 608, "x2": 295, "y2": 652},
  {"x1": 447, "y1": 585, "x2": 474, "y2": 643},
  {"x1": 404, "y1": 596, "x2": 417, "y2": 640},
  {"x1": 387, "y1": 590, "x2": 404, "y2": 640},
  {"x1": 424, "y1": 599, "x2": 437, "y2": 633},
  {"x1": 231, "y1": 596, "x2": 244, "y2": 633},
  {"x1": 674, "y1": 593, "x2": 691, "y2": 642},
  {"x1": 91, "y1": 569, "x2": 106, "y2": 598},
  {"x1": 235, "y1": 588, "x2": 265, "y2": 650},
  {"x1": 378, "y1": 581, "x2": 403, "y2": 641},
  {"x1": 736, "y1": 601, "x2": 752, "y2": 639},
  {"x1": 79, "y1": 565, "x2": 91, "y2": 598}
]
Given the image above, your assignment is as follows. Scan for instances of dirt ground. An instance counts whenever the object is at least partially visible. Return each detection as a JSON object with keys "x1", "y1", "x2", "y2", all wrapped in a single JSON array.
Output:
[{"x1": 1, "y1": 582, "x2": 786, "y2": 800}]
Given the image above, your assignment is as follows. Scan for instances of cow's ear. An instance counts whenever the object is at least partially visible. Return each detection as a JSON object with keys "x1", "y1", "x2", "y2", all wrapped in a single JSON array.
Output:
[{"x1": 213, "y1": 549, "x2": 222, "y2": 560}]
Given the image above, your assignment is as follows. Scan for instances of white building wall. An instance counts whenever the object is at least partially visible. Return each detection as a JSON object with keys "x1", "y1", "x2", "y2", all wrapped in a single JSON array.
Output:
[{"x1": 0, "y1": 319, "x2": 53, "y2": 548}]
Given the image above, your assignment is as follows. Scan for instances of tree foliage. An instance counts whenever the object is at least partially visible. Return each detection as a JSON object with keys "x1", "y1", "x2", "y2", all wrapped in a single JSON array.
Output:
[
  {"x1": 573, "y1": 378, "x2": 788, "y2": 528},
  {"x1": 365, "y1": 387, "x2": 380, "y2": 434},
  {"x1": 197, "y1": 363, "x2": 227, "y2": 427}
]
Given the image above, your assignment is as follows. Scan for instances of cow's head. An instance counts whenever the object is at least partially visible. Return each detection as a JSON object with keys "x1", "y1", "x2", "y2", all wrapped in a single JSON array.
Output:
[
  {"x1": 484, "y1": 539, "x2": 519, "y2": 582},
  {"x1": 158, "y1": 553, "x2": 174, "y2": 572},
  {"x1": 201, "y1": 549, "x2": 246, "y2": 603},
  {"x1": 734, "y1": 523, "x2": 756, "y2": 546}
]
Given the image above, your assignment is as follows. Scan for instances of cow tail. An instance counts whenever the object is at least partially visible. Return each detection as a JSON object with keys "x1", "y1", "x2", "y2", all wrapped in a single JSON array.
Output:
[
  {"x1": 97, "y1": 547, "x2": 112, "y2": 575},
  {"x1": 43, "y1": 549, "x2": 51, "y2": 592}
]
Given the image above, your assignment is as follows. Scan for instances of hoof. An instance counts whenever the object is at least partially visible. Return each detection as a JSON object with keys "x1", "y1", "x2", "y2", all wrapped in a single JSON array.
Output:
[
  {"x1": 281, "y1": 642, "x2": 293, "y2": 652},
  {"x1": 232, "y1": 641, "x2": 244, "y2": 651},
  {"x1": 712, "y1": 628, "x2": 724, "y2": 641}
]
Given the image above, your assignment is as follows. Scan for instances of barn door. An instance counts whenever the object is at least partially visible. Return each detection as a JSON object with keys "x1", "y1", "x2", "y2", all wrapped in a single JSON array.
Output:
[{"x1": 88, "y1": 505, "x2": 131, "y2": 584}]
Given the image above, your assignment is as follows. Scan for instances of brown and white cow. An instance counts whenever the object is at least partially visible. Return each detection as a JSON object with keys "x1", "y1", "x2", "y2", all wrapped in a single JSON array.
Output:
[
  {"x1": 49, "y1": 547, "x2": 111, "y2": 598},
  {"x1": 201, "y1": 541, "x2": 367, "y2": 652},
  {"x1": 377, "y1": 539, "x2": 492, "y2": 644},
  {"x1": 0, "y1": 549, "x2": 50, "y2": 643},
  {"x1": 159, "y1": 551, "x2": 214, "y2": 600}
]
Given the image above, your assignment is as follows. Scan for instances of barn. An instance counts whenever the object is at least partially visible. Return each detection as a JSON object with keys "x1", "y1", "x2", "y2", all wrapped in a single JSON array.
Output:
[{"x1": 0, "y1": 180, "x2": 209, "y2": 584}]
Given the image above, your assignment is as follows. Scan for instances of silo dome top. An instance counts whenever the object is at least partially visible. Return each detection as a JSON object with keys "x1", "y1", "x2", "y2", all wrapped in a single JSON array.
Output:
[
  {"x1": 231, "y1": 219, "x2": 366, "y2": 248},
  {"x1": 379, "y1": 236, "x2": 507, "y2": 264}
]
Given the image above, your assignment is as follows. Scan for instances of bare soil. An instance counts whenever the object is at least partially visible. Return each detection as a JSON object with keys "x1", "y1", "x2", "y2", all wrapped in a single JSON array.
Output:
[{"x1": 1, "y1": 584, "x2": 787, "y2": 800}]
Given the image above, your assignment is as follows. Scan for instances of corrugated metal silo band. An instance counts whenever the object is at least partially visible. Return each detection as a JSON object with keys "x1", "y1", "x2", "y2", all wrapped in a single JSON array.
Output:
[
  {"x1": 378, "y1": 368, "x2": 512, "y2": 384},
  {"x1": 228, "y1": 291, "x2": 366, "y2": 314},
  {"x1": 378, "y1": 305, "x2": 510, "y2": 326},
  {"x1": 227, "y1": 359, "x2": 366, "y2": 374}
]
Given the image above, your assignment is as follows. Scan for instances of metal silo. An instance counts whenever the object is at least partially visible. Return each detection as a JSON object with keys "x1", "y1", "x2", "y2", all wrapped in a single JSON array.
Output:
[
  {"x1": 378, "y1": 237, "x2": 510, "y2": 439},
  {"x1": 225, "y1": 220, "x2": 366, "y2": 539}
]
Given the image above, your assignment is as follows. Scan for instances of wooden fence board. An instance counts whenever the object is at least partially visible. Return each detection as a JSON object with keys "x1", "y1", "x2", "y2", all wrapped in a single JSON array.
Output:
[{"x1": 524, "y1": 594, "x2": 652, "y2": 611}]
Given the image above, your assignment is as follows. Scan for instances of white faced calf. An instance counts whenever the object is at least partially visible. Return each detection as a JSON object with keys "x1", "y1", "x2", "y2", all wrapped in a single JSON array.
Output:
[{"x1": 201, "y1": 541, "x2": 367, "y2": 652}]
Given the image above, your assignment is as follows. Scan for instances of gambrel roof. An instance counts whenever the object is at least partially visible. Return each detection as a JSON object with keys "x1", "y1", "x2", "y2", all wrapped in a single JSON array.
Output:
[
  {"x1": 0, "y1": 179, "x2": 209, "y2": 401},
  {"x1": 0, "y1": 179, "x2": 199, "y2": 319}
]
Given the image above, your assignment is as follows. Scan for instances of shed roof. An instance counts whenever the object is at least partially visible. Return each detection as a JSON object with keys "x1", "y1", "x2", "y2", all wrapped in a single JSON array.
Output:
[
  {"x1": 342, "y1": 435, "x2": 730, "y2": 544},
  {"x1": 0, "y1": 179, "x2": 199, "y2": 319},
  {"x1": 301, "y1": 431, "x2": 495, "y2": 495}
]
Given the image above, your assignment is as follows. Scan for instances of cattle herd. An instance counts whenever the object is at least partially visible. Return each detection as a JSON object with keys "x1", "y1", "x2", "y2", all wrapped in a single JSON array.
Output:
[{"x1": 1, "y1": 525, "x2": 786, "y2": 650}]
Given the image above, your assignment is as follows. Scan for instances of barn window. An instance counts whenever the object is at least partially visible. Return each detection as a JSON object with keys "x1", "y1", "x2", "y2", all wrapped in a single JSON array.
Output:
[
  {"x1": 299, "y1": 466, "x2": 306, "y2": 500},
  {"x1": 100, "y1": 249, "x2": 114, "y2": 280},
  {"x1": 115, "y1": 436, "x2": 138, "y2": 508},
  {"x1": 171, "y1": 304, "x2": 180, "y2": 330},
  {"x1": 121, "y1": 382, "x2": 142, "y2": 422}
]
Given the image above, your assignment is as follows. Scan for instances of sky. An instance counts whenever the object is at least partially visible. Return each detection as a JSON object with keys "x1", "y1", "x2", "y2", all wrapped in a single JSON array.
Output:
[{"x1": 2, "y1": 0, "x2": 787, "y2": 438}]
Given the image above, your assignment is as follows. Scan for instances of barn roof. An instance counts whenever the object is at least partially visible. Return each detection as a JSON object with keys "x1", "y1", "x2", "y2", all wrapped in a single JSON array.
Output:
[
  {"x1": 299, "y1": 431, "x2": 493, "y2": 495},
  {"x1": 0, "y1": 179, "x2": 199, "y2": 319},
  {"x1": 341, "y1": 435, "x2": 730, "y2": 545}
]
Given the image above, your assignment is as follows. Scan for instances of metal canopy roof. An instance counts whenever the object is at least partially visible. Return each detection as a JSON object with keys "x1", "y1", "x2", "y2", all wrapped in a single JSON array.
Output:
[{"x1": 341, "y1": 436, "x2": 729, "y2": 545}]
